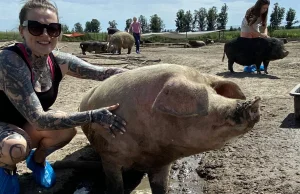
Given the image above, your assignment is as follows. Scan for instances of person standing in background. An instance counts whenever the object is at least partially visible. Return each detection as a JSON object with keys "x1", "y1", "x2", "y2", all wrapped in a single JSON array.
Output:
[{"x1": 128, "y1": 17, "x2": 142, "y2": 54}]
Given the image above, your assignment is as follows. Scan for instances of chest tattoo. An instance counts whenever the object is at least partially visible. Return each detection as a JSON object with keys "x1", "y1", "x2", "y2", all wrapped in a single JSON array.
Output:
[{"x1": 31, "y1": 57, "x2": 52, "y2": 92}]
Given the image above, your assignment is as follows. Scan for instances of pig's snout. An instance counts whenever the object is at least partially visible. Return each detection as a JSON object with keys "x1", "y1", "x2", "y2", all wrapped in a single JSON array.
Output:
[
  {"x1": 283, "y1": 50, "x2": 289, "y2": 57},
  {"x1": 247, "y1": 105, "x2": 260, "y2": 123}
]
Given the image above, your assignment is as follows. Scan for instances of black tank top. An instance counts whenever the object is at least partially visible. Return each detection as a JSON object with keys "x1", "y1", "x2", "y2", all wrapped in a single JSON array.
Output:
[{"x1": 0, "y1": 44, "x2": 63, "y2": 128}]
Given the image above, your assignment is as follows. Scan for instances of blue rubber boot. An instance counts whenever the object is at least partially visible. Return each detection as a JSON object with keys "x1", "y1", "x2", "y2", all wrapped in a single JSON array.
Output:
[
  {"x1": 250, "y1": 65, "x2": 257, "y2": 72},
  {"x1": 260, "y1": 64, "x2": 265, "y2": 71},
  {"x1": 0, "y1": 167, "x2": 20, "y2": 194},
  {"x1": 244, "y1": 65, "x2": 257, "y2": 73},
  {"x1": 26, "y1": 150, "x2": 56, "y2": 188}
]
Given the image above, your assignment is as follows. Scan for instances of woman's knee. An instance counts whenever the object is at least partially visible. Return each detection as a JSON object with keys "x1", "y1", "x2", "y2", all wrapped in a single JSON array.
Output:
[
  {"x1": 45, "y1": 127, "x2": 77, "y2": 143},
  {"x1": 1, "y1": 133, "x2": 30, "y2": 165},
  {"x1": 64, "y1": 127, "x2": 77, "y2": 142},
  {"x1": 24, "y1": 123, "x2": 77, "y2": 146}
]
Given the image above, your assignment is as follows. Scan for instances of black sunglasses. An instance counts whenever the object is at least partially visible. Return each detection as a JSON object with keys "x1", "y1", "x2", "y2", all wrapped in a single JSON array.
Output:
[{"x1": 22, "y1": 20, "x2": 62, "y2": 37}]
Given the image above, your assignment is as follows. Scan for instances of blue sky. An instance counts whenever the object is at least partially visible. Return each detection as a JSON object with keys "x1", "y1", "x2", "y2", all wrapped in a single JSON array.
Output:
[{"x1": 0, "y1": 0, "x2": 299, "y2": 32}]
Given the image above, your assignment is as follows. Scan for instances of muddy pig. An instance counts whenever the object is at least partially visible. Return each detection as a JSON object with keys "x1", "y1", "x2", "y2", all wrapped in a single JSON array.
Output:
[
  {"x1": 107, "y1": 31, "x2": 135, "y2": 54},
  {"x1": 79, "y1": 63, "x2": 261, "y2": 194},
  {"x1": 79, "y1": 41, "x2": 108, "y2": 55},
  {"x1": 188, "y1": 40, "x2": 206, "y2": 48},
  {"x1": 222, "y1": 37, "x2": 289, "y2": 74}
]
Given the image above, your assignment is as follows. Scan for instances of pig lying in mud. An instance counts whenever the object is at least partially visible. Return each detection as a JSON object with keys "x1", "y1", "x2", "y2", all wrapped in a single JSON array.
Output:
[
  {"x1": 79, "y1": 63, "x2": 261, "y2": 194},
  {"x1": 79, "y1": 41, "x2": 108, "y2": 55},
  {"x1": 222, "y1": 37, "x2": 289, "y2": 74}
]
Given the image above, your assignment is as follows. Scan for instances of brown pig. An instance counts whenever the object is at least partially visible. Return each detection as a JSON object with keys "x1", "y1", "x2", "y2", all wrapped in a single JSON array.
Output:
[{"x1": 78, "y1": 63, "x2": 261, "y2": 194}]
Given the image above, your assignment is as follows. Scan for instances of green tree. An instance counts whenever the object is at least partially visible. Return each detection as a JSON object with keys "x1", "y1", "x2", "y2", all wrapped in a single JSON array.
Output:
[
  {"x1": 62, "y1": 24, "x2": 69, "y2": 33},
  {"x1": 285, "y1": 8, "x2": 299, "y2": 29},
  {"x1": 125, "y1": 18, "x2": 132, "y2": 31},
  {"x1": 149, "y1": 14, "x2": 164, "y2": 32},
  {"x1": 90, "y1": 19, "x2": 101, "y2": 32},
  {"x1": 193, "y1": 8, "x2": 207, "y2": 31},
  {"x1": 269, "y1": 3, "x2": 285, "y2": 30},
  {"x1": 207, "y1": 6, "x2": 218, "y2": 31},
  {"x1": 184, "y1": 10, "x2": 193, "y2": 31},
  {"x1": 138, "y1": 15, "x2": 149, "y2": 33},
  {"x1": 108, "y1": 20, "x2": 118, "y2": 28},
  {"x1": 74, "y1": 22, "x2": 83, "y2": 33},
  {"x1": 175, "y1": 9, "x2": 185, "y2": 32},
  {"x1": 84, "y1": 21, "x2": 91, "y2": 32},
  {"x1": 217, "y1": 3, "x2": 228, "y2": 30}
]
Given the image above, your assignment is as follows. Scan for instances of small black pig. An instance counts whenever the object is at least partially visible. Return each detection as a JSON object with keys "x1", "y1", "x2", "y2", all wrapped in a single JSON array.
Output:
[{"x1": 222, "y1": 37, "x2": 289, "y2": 74}]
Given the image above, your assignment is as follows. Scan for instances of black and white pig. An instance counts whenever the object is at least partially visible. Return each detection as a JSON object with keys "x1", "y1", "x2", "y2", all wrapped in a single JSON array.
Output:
[{"x1": 222, "y1": 37, "x2": 289, "y2": 74}]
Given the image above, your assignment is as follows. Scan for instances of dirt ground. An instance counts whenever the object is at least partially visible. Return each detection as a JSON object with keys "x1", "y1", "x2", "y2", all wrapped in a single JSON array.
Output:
[{"x1": 14, "y1": 40, "x2": 300, "y2": 194}]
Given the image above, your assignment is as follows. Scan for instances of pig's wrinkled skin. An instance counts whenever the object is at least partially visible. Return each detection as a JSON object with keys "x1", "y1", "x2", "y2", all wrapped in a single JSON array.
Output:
[
  {"x1": 222, "y1": 37, "x2": 289, "y2": 74},
  {"x1": 79, "y1": 63, "x2": 261, "y2": 194}
]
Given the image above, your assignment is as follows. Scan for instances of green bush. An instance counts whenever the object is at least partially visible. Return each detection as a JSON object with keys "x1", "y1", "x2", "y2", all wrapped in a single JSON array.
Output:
[
  {"x1": 61, "y1": 32, "x2": 108, "y2": 42},
  {"x1": 0, "y1": 31, "x2": 22, "y2": 41}
]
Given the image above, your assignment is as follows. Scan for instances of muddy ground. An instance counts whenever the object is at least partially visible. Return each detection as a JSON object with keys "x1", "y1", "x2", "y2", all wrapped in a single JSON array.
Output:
[{"x1": 13, "y1": 41, "x2": 300, "y2": 194}]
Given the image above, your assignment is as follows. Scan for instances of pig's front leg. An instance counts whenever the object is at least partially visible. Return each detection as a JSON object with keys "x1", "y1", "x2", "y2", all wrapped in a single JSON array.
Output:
[
  {"x1": 148, "y1": 164, "x2": 171, "y2": 194},
  {"x1": 263, "y1": 60, "x2": 270, "y2": 74},
  {"x1": 102, "y1": 159, "x2": 124, "y2": 194},
  {"x1": 255, "y1": 62, "x2": 262, "y2": 74},
  {"x1": 228, "y1": 59, "x2": 235, "y2": 73}
]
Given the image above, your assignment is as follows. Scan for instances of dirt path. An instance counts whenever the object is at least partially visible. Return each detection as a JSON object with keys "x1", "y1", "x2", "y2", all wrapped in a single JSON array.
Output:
[{"x1": 15, "y1": 41, "x2": 300, "y2": 194}]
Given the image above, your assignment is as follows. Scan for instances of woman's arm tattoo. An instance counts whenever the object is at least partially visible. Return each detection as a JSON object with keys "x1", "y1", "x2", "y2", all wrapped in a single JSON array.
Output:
[
  {"x1": 53, "y1": 50, "x2": 126, "y2": 80},
  {"x1": 0, "y1": 50, "x2": 92, "y2": 130}
]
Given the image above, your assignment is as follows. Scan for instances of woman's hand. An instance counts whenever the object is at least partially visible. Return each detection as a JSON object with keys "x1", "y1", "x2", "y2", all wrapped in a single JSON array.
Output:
[{"x1": 90, "y1": 103, "x2": 127, "y2": 138}]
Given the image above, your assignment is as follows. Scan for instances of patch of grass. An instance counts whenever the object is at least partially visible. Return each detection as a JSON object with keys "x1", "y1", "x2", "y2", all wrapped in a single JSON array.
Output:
[
  {"x1": 1, "y1": 29, "x2": 300, "y2": 43},
  {"x1": 0, "y1": 31, "x2": 22, "y2": 41}
]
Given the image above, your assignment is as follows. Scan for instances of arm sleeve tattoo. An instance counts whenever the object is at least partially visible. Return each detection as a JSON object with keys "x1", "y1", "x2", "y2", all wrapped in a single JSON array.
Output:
[
  {"x1": 0, "y1": 50, "x2": 93, "y2": 130},
  {"x1": 52, "y1": 50, "x2": 127, "y2": 80}
]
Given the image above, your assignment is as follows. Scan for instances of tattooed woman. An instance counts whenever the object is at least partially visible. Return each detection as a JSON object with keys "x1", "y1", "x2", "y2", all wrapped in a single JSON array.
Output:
[
  {"x1": 240, "y1": 0, "x2": 270, "y2": 38},
  {"x1": 0, "y1": 0, "x2": 128, "y2": 193}
]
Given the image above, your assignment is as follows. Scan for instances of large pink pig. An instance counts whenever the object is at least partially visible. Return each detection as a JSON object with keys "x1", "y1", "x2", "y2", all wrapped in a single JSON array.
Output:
[{"x1": 79, "y1": 63, "x2": 261, "y2": 194}]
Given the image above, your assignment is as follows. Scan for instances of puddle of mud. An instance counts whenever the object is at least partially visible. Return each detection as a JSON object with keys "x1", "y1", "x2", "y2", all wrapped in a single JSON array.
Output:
[{"x1": 72, "y1": 154, "x2": 204, "y2": 194}]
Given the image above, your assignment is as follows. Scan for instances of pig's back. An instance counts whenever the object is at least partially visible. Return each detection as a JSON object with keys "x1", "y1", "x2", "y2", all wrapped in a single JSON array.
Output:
[{"x1": 89, "y1": 64, "x2": 199, "y2": 106}]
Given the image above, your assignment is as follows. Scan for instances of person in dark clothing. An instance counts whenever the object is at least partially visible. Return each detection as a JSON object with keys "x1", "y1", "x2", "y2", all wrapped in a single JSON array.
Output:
[
  {"x1": 107, "y1": 27, "x2": 120, "y2": 42},
  {"x1": 0, "y1": 0, "x2": 128, "y2": 193}
]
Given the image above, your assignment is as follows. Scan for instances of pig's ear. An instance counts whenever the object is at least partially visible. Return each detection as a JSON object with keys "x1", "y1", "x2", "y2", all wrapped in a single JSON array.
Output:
[
  {"x1": 152, "y1": 78, "x2": 209, "y2": 117},
  {"x1": 212, "y1": 81, "x2": 246, "y2": 100}
]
